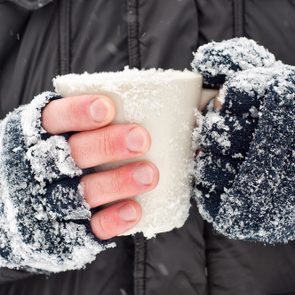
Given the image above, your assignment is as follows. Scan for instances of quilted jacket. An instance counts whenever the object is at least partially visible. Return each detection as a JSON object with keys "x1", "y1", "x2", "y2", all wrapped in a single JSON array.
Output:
[{"x1": 0, "y1": 0, "x2": 295, "y2": 294}]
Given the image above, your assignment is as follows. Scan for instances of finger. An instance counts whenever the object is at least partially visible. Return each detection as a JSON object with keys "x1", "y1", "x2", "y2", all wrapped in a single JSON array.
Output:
[
  {"x1": 42, "y1": 95, "x2": 115, "y2": 134},
  {"x1": 199, "y1": 89, "x2": 219, "y2": 111},
  {"x1": 91, "y1": 199, "x2": 141, "y2": 240},
  {"x1": 213, "y1": 97, "x2": 222, "y2": 111},
  {"x1": 81, "y1": 161, "x2": 159, "y2": 208},
  {"x1": 69, "y1": 124, "x2": 151, "y2": 169}
]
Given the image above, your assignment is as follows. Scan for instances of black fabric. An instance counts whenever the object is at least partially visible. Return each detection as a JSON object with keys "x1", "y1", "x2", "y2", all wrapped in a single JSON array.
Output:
[
  {"x1": 0, "y1": 0, "x2": 52, "y2": 10},
  {"x1": 0, "y1": 0, "x2": 295, "y2": 294},
  {"x1": 244, "y1": 0, "x2": 295, "y2": 66},
  {"x1": 0, "y1": 269, "x2": 32, "y2": 285},
  {"x1": 144, "y1": 206, "x2": 207, "y2": 295},
  {"x1": 0, "y1": 237, "x2": 135, "y2": 295}
]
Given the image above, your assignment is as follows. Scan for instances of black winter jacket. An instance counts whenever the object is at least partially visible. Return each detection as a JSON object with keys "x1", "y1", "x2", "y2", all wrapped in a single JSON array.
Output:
[{"x1": 0, "y1": 0, "x2": 295, "y2": 294}]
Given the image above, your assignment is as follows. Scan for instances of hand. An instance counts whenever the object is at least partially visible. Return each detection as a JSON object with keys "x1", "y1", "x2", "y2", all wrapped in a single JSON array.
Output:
[
  {"x1": 192, "y1": 37, "x2": 295, "y2": 244},
  {"x1": 42, "y1": 94, "x2": 159, "y2": 240}
]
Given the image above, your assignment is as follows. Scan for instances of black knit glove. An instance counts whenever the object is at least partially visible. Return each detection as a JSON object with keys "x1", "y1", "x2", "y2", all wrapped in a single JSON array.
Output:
[
  {"x1": 0, "y1": 92, "x2": 114, "y2": 273},
  {"x1": 192, "y1": 38, "x2": 295, "y2": 244}
]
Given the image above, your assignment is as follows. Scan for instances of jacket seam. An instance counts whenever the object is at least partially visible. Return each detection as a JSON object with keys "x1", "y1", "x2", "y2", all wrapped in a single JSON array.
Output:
[
  {"x1": 233, "y1": 0, "x2": 245, "y2": 37},
  {"x1": 58, "y1": 0, "x2": 71, "y2": 75}
]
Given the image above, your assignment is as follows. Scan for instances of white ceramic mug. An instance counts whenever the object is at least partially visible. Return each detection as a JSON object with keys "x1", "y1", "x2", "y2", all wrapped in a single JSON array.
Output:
[{"x1": 53, "y1": 68, "x2": 217, "y2": 238}]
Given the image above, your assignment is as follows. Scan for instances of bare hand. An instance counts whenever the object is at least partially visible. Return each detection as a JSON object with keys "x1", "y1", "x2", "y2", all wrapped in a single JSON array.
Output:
[{"x1": 42, "y1": 95, "x2": 159, "y2": 240}]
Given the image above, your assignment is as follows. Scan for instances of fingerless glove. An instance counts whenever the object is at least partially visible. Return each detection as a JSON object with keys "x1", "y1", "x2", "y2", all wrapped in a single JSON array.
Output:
[
  {"x1": 192, "y1": 38, "x2": 295, "y2": 244},
  {"x1": 0, "y1": 92, "x2": 113, "y2": 273}
]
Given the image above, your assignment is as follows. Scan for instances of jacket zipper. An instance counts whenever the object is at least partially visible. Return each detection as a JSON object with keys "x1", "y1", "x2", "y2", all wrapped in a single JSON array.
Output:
[
  {"x1": 133, "y1": 234, "x2": 146, "y2": 295},
  {"x1": 127, "y1": 0, "x2": 141, "y2": 69},
  {"x1": 126, "y1": 1, "x2": 146, "y2": 294}
]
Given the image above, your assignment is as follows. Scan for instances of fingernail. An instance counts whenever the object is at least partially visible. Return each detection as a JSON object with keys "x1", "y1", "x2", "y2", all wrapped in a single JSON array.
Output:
[
  {"x1": 119, "y1": 203, "x2": 137, "y2": 222},
  {"x1": 133, "y1": 165, "x2": 154, "y2": 185},
  {"x1": 90, "y1": 98, "x2": 110, "y2": 122},
  {"x1": 126, "y1": 127, "x2": 149, "y2": 152}
]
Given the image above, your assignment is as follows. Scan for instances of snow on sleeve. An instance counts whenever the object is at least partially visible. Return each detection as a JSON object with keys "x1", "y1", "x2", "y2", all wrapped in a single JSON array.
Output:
[
  {"x1": 191, "y1": 37, "x2": 276, "y2": 87},
  {"x1": 0, "y1": 92, "x2": 115, "y2": 273}
]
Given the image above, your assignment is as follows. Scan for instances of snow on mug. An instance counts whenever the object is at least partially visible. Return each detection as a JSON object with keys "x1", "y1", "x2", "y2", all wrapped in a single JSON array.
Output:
[{"x1": 53, "y1": 68, "x2": 216, "y2": 238}]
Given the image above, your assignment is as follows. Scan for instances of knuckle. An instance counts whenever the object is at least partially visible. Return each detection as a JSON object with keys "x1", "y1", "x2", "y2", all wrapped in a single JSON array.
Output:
[
  {"x1": 110, "y1": 169, "x2": 123, "y2": 195},
  {"x1": 99, "y1": 130, "x2": 115, "y2": 156},
  {"x1": 67, "y1": 100, "x2": 80, "y2": 124}
]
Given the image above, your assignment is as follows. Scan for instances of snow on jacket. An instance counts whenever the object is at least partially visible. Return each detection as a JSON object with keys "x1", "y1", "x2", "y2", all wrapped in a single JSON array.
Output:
[{"x1": 0, "y1": 0, "x2": 295, "y2": 294}]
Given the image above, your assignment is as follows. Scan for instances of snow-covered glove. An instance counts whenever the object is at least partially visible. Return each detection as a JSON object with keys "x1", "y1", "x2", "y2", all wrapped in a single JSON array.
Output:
[
  {"x1": 191, "y1": 37, "x2": 295, "y2": 244},
  {"x1": 0, "y1": 92, "x2": 114, "y2": 273}
]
